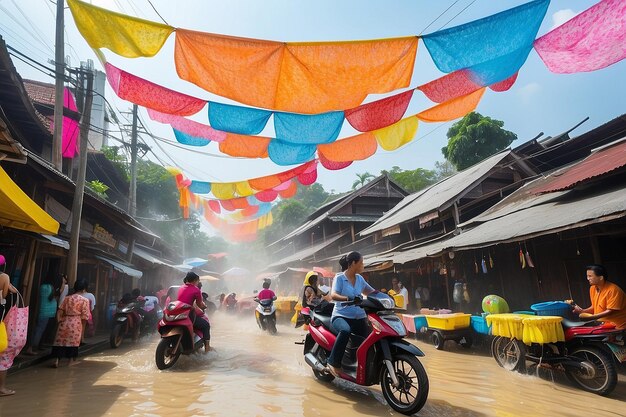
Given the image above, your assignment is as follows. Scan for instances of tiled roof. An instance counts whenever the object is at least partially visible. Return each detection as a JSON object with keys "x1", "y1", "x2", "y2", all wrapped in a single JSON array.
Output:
[{"x1": 23, "y1": 79, "x2": 55, "y2": 106}]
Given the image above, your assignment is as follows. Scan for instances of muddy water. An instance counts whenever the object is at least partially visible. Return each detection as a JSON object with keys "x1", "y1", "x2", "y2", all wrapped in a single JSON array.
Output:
[{"x1": 1, "y1": 312, "x2": 625, "y2": 416}]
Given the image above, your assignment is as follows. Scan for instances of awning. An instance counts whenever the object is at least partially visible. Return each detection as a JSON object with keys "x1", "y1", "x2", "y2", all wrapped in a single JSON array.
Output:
[
  {"x1": 0, "y1": 165, "x2": 59, "y2": 234},
  {"x1": 96, "y1": 255, "x2": 143, "y2": 278},
  {"x1": 41, "y1": 234, "x2": 69, "y2": 250},
  {"x1": 133, "y1": 247, "x2": 181, "y2": 271},
  {"x1": 267, "y1": 231, "x2": 348, "y2": 269}
]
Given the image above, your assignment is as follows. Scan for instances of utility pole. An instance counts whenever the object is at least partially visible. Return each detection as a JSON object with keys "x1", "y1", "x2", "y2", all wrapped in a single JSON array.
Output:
[
  {"x1": 128, "y1": 104, "x2": 139, "y2": 217},
  {"x1": 52, "y1": 0, "x2": 65, "y2": 171},
  {"x1": 67, "y1": 68, "x2": 94, "y2": 287}
]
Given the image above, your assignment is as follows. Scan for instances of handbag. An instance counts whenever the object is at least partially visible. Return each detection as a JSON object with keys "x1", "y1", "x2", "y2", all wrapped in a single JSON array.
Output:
[{"x1": 1, "y1": 292, "x2": 29, "y2": 366}]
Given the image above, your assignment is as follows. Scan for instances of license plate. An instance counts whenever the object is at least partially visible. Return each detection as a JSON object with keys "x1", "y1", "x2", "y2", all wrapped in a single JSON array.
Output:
[
  {"x1": 606, "y1": 343, "x2": 626, "y2": 362},
  {"x1": 264, "y1": 308, "x2": 271, "y2": 312}
]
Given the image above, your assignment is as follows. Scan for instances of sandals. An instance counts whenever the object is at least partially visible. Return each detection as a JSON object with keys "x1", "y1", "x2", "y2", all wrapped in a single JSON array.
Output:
[{"x1": 0, "y1": 389, "x2": 16, "y2": 397}]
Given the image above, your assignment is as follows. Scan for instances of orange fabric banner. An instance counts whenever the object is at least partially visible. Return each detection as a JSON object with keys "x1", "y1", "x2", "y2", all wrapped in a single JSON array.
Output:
[
  {"x1": 317, "y1": 132, "x2": 377, "y2": 162},
  {"x1": 219, "y1": 133, "x2": 271, "y2": 158},
  {"x1": 417, "y1": 88, "x2": 486, "y2": 123},
  {"x1": 175, "y1": 30, "x2": 418, "y2": 113}
]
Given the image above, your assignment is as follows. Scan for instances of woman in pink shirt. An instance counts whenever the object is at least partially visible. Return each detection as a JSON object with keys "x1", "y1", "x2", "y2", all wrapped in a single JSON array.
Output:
[{"x1": 177, "y1": 272, "x2": 212, "y2": 353}]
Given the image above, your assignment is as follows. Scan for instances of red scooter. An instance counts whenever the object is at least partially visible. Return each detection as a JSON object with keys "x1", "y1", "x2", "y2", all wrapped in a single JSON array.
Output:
[
  {"x1": 491, "y1": 317, "x2": 625, "y2": 395},
  {"x1": 302, "y1": 292, "x2": 429, "y2": 415},
  {"x1": 155, "y1": 301, "x2": 207, "y2": 370}
]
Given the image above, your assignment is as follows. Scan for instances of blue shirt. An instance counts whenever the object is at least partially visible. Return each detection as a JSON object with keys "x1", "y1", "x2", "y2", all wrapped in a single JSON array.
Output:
[
  {"x1": 331, "y1": 273, "x2": 374, "y2": 320},
  {"x1": 39, "y1": 284, "x2": 57, "y2": 319}
]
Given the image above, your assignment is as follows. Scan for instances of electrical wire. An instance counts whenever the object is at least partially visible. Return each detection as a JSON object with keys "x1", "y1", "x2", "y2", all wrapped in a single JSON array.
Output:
[
  {"x1": 419, "y1": 0, "x2": 462, "y2": 35},
  {"x1": 146, "y1": 0, "x2": 170, "y2": 25},
  {"x1": 436, "y1": 0, "x2": 477, "y2": 31}
]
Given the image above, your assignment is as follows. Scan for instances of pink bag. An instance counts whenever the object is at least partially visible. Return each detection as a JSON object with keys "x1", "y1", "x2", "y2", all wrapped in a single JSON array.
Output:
[{"x1": 0, "y1": 292, "x2": 29, "y2": 371}]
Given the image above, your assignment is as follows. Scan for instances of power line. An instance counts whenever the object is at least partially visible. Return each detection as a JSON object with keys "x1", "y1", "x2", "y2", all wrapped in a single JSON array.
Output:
[
  {"x1": 436, "y1": 0, "x2": 477, "y2": 31},
  {"x1": 146, "y1": 0, "x2": 169, "y2": 25},
  {"x1": 419, "y1": 0, "x2": 462, "y2": 35}
]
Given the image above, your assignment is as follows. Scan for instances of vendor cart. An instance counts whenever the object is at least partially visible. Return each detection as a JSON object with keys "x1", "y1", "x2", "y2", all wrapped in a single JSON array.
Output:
[{"x1": 425, "y1": 313, "x2": 473, "y2": 350}]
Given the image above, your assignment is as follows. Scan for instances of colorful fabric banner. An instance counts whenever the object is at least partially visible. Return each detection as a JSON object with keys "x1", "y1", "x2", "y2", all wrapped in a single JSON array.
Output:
[
  {"x1": 319, "y1": 154, "x2": 353, "y2": 170},
  {"x1": 273, "y1": 111, "x2": 344, "y2": 144},
  {"x1": 373, "y1": 116, "x2": 419, "y2": 151},
  {"x1": 173, "y1": 129, "x2": 211, "y2": 146},
  {"x1": 219, "y1": 133, "x2": 270, "y2": 158},
  {"x1": 67, "y1": 0, "x2": 174, "y2": 58},
  {"x1": 106, "y1": 63, "x2": 206, "y2": 116},
  {"x1": 175, "y1": 29, "x2": 419, "y2": 113},
  {"x1": 417, "y1": 88, "x2": 486, "y2": 123},
  {"x1": 208, "y1": 102, "x2": 272, "y2": 135},
  {"x1": 422, "y1": 0, "x2": 549, "y2": 84},
  {"x1": 534, "y1": 0, "x2": 626, "y2": 74},
  {"x1": 345, "y1": 90, "x2": 414, "y2": 132},
  {"x1": 317, "y1": 132, "x2": 378, "y2": 162},
  {"x1": 59, "y1": 88, "x2": 80, "y2": 158},
  {"x1": 267, "y1": 141, "x2": 317, "y2": 166},
  {"x1": 148, "y1": 109, "x2": 225, "y2": 142}
]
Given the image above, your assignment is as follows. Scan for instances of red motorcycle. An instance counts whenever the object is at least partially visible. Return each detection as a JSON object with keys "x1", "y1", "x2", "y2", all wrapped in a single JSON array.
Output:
[
  {"x1": 302, "y1": 292, "x2": 429, "y2": 415},
  {"x1": 491, "y1": 317, "x2": 625, "y2": 395},
  {"x1": 155, "y1": 300, "x2": 207, "y2": 370}
]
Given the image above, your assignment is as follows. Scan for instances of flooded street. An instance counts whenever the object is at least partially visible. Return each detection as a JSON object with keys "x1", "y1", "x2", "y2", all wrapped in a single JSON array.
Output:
[{"x1": 1, "y1": 312, "x2": 625, "y2": 417}]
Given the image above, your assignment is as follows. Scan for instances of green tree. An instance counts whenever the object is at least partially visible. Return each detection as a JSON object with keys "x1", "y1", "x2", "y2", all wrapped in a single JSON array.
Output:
[
  {"x1": 352, "y1": 172, "x2": 375, "y2": 189},
  {"x1": 441, "y1": 112, "x2": 517, "y2": 170},
  {"x1": 434, "y1": 160, "x2": 457, "y2": 181},
  {"x1": 276, "y1": 200, "x2": 308, "y2": 230},
  {"x1": 385, "y1": 166, "x2": 438, "y2": 193}
]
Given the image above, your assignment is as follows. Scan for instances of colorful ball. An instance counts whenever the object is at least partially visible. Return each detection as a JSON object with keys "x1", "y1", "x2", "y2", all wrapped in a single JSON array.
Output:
[{"x1": 482, "y1": 294, "x2": 510, "y2": 314}]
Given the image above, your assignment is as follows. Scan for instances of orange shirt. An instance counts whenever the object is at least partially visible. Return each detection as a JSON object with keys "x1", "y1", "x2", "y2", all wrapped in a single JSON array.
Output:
[{"x1": 590, "y1": 281, "x2": 626, "y2": 329}]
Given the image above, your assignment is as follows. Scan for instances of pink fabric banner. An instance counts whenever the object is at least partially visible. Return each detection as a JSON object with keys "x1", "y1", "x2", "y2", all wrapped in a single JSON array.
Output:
[
  {"x1": 106, "y1": 63, "x2": 206, "y2": 116},
  {"x1": 534, "y1": 0, "x2": 626, "y2": 74},
  {"x1": 62, "y1": 88, "x2": 80, "y2": 158},
  {"x1": 147, "y1": 109, "x2": 225, "y2": 141}
]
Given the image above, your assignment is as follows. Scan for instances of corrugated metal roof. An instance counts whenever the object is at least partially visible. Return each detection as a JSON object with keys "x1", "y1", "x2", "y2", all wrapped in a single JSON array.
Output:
[
  {"x1": 267, "y1": 231, "x2": 348, "y2": 269},
  {"x1": 360, "y1": 150, "x2": 512, "y2": 236},
  {"x1": 531, "y1": 138, "x2": 626, "y2": 194},
  {"x1": 387, "y1": 183, "x2": 626, "y2": 264},
  {"x1": 328, "y1": 214, "x2": 381, "y2": 222}
]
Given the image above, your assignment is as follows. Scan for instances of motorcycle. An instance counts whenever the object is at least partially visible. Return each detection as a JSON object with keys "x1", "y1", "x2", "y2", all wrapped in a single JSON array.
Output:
[
  {"x1": 302, "y1": 292, "x2": 429, "y2": 416},
  {"x1": 254, "y1": 297, "x2": 277, "y2": 334},
  {"x1": 155, "y1": 300, "x2": 208, "y2": 370},
  {"x1": 110, "y1": 298, "x2": 163, "y2": 348},
  {"x1": 491, "y1": 317, "x2": 625, "y2": 395}
]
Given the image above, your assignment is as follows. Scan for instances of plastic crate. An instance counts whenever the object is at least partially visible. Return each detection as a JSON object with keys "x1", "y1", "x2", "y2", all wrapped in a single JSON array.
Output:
[
  {"x1": 530, "y1": 301, "x2": 572, "y2": 318},
  {"x1": 512, "y1": 310, "x2": 536, "y2": 315},
  {"x1": 470, "y1": 315, "x2": 491, "y2": 335},
  {"x1": 414, "y1": 315, "x2": 428, "y2": 332},
  {"x1": 426, "y1": 313, "x2": 471, "y2": 330}
]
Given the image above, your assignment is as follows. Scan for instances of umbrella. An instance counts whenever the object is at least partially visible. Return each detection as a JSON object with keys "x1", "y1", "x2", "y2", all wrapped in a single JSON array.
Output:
[
  {"x1": 313, "y1": 267, "x2": 335, "y2": 278},
  {"x1": 222, "y1": 267, "x2": 250, "y2": 277},
  {"x1": 208, "y1": 252, "x2": 228, "y2": 259},
  {"x1": 184, "y1": 257, "x2": 208, "y2": 268},
  {"x1": 199, "y1": 275, "x2": 220, "y2": 281}
]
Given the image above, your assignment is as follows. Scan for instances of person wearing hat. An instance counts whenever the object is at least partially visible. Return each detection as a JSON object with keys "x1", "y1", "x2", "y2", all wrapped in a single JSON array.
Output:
[
  {"x1": 301, "y1": 271, "x2": 328, "y2": 309},
  {"x1": 0, "y1": 254, "x2": 18, "y2": 396}
]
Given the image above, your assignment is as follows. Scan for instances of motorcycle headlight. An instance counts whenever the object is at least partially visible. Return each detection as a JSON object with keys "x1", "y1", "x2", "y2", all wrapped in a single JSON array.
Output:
[
  {"x1": 379, "y1": 297, "x2": 395, "y2": 310},
  {"x1": 122, "y1": 307, "x2": 133, "y2": 313},
  {"x1": 381, "y1": 315, "x2": 407, "y2": 336}
]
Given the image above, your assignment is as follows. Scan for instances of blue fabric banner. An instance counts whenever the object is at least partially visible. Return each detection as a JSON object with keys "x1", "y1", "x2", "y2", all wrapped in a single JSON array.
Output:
[
  {"x1": 267, "y1": 140, "x2": 317, "y2": 166},
  {"x1": 422, "y1": 0, "x2": 549, "y2": 81},
  {"x1": 189, "y1": 181, "x2": 212, "y2": 194},
  {"x1": 208, "y1": 101, "x2": 272, "y2": 135},
  {"x1": 173, "y1": 128, "x2": 211, "y2": 146},
  {"x1": 274, "y1": 110, "x2": 344, "y2": 144}
]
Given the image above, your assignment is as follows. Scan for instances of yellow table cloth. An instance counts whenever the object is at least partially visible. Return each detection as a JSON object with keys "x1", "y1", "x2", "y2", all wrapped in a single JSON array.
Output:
[{"x1": 486, "y1": 313, "x2": 565, "y2": 345}]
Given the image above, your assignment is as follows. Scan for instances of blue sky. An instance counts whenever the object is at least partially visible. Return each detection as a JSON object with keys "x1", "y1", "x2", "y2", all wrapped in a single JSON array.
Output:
[{"x1": 1, "y1": 0, "x2": 624, "y2": 194}]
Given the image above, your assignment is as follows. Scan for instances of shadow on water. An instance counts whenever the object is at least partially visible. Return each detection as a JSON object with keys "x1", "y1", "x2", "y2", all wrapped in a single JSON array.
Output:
[{"x1": 0, "y1": 360, "x2": 125, "y2": 417}]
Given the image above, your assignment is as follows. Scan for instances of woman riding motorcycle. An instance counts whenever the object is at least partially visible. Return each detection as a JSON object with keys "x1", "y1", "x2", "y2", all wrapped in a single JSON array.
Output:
[
  {"x1": 176, "y1": 272, "x2": 212, "y2": 353},
  {"x1": 326, "y1": 251, "x2": 375, "y2": 377}
]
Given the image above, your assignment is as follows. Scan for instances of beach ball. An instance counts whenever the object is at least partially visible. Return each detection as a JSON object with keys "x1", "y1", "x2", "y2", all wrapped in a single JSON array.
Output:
[{"x1": 482, "y1": 294, "x2": 510, "y2": 314}]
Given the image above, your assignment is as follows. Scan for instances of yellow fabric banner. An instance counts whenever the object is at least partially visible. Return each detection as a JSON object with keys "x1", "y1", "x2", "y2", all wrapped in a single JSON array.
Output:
[
  {"x1": 373, "y1": 116, "x2": 419, "y2": 151},
  {"x1": 175, "y1": 29, "x2": 418, "y2": 113},
  {"x1": 67, "y1": 0, "x2": 174, "y2": 58}
]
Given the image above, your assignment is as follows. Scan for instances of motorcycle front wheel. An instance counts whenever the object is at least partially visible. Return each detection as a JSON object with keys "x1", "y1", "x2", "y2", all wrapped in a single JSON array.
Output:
[
  {"x1": 109, "y1": 322, "x2": 125, "y2": 349},
  {"x1": 155, "y1": 336, "x2": 181, "y2": 370},
  {"x1": 268, "y1": 316, "x2": 277, "y2": 335},
  {"x1": 380, "y1": 353, "x2": 429, "y2": 416},
  {"x1": 565, "y1": 346, "x2": 617, "y2": 396}
]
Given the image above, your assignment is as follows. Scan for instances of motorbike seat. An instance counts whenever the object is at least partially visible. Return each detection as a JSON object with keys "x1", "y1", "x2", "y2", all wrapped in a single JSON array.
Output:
[
  {"x1": 561, "y1": 317, "x2": 600, "y2": 329},
  {"x1": 312, "y1": 312, "x2": 338, "y2": 335}
]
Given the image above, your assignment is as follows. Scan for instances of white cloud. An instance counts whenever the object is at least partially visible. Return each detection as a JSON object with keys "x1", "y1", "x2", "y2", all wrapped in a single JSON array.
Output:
[
  {"x1": 551, "y1": 9, "x2": 579, "y2": 30},
  {"x1": 518, "y1": 82, "x2": 541, "y2": 104}
]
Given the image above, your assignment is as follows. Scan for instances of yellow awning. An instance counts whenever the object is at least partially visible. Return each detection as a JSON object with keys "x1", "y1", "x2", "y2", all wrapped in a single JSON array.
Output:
[{"x1": 0, "y1": 165, "x2": 59, "y2": 234}]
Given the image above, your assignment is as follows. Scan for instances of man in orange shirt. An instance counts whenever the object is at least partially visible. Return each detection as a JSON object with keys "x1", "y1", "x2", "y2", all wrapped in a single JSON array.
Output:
[{"x1": 573, "y1": 264, "x2": 626, "y2": 329}]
